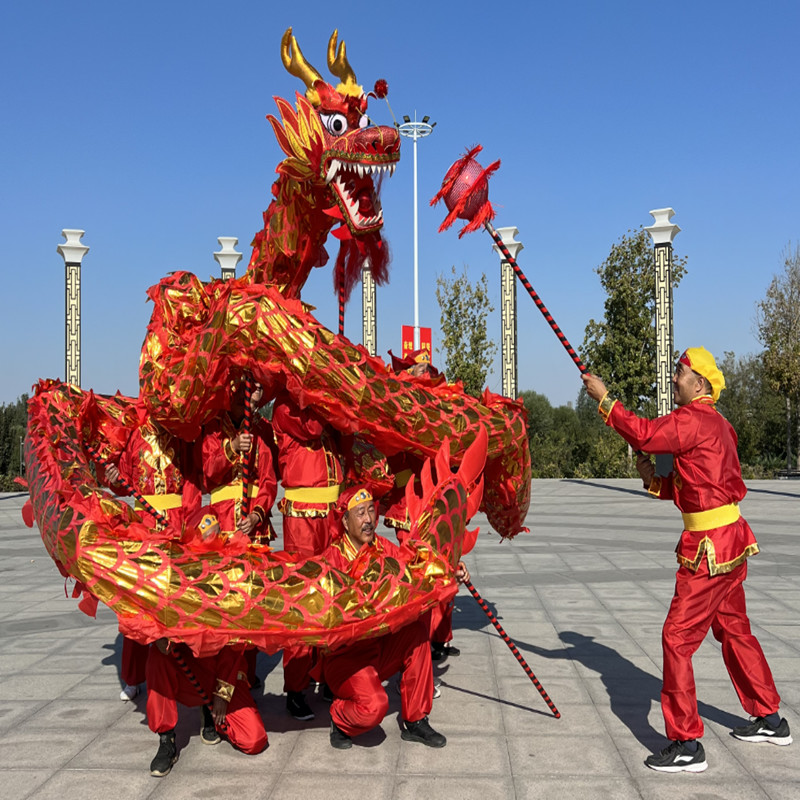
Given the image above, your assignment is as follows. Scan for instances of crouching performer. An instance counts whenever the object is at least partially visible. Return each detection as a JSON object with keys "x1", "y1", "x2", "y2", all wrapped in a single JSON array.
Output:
[
  {"x1": 146, "y1": 638, "x2": 268, "y2": 777},
  {"x1": 319, "y1": 486, "x2": 448, "y2": 750}
]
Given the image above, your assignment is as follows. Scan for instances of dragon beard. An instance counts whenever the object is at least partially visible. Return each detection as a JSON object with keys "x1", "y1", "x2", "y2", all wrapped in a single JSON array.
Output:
[{"x1": 333, "y1": 231, "x2": 390, "y2": 303}]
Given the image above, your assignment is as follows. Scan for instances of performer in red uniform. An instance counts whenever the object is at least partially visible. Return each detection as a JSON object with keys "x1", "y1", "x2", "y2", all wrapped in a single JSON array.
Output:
[
  {"x1": 583, "y1": 346, "x2": 791, "y2": 773},
  {"x1": 201, "y1": 380, "x2": 278, "y2": 546},
  {"x1": 272, "y1": 388, "x2": 344, "y2": 719},
  {"x1": 146, "y1": 639, "x2": 268, "y2": 777},
  {"x1": 104, "y1": 411, "x2": 202, "y2": 702},
  {"x1": 384, "y1": 349, "x2": 458, "y2": 663},
  {"x1": 201, "y1": 379, "x2": 278, "y2": 686},
  {"x1": 319, "y1": 486, "x2": 456, "y2": 750}
]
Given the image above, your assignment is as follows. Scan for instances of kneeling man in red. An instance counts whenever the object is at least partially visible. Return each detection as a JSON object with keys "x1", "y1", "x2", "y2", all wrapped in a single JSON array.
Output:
[
  {"x1": 146, "y1": 638, "x2": 268, "y2": 776},
  {"x1": 319, "y1": 486, "x2": 465, "y2": 750}
]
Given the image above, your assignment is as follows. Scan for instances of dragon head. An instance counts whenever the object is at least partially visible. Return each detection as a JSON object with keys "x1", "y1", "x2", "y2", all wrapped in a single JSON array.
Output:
[{"x1": 271, "y1": 28, "x2": 400, "y2": 239}]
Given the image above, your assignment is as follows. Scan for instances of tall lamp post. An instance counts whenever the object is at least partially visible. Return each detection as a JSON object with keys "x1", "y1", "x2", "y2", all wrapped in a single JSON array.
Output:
[
  {"x1": 57, "y1": 229, "x2": 89, "y2": 387},
  {"x1": 491, "y1": 227, "x2": 523, "y2": 399},
  {"x1": 397, "y1": 113, "x2": 435, "y2": 350},
  {"x1": 214, "y1": 237, "x2": 242, "y2": 280},
  {"x1": 645, "y1": 207, "x2": 680, "y2": 476}
]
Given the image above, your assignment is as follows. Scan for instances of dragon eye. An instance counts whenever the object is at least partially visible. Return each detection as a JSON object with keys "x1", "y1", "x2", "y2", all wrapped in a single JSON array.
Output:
[
  {"x1": 358, "y1": 114, "x2": 369, "y2": 129},
  {"x1": 319, "y1": 113, "x2": 349, "y2": 136}
]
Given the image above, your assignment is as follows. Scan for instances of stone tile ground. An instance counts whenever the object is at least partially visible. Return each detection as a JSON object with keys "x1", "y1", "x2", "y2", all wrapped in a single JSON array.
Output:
[{"x1": 1, "y1": 479, "x2": 797, "y2": 799}]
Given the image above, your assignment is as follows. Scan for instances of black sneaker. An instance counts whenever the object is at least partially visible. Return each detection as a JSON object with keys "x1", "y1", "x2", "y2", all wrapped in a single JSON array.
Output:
[
  {"x1": 201, "y1": 705, "x2": 221, "y2": 745},
  {"x1": 431, "y1": 642, "x2": 460, "y2": 661},
  {"x1": 321, "y1": 683, "x2": 334, "y2": 703},
  {"x1": 287, "y1": 691, "x2": 314, "y2": 721},
  {"x1": 401, "y1": 716, "x2": 447, "y2": 748},
  {"x1": 732, "y1": 716, "x2": 792, "y2": 745},
  {"x1": 330, "y1": 720, "x2": 353, "y2": 750},
  {"x1": 150, "y1": 730, "x2": 178, "y2": 777},
  {"x1": 644, "y1": 740, "x2": 707, "y2": 773}
]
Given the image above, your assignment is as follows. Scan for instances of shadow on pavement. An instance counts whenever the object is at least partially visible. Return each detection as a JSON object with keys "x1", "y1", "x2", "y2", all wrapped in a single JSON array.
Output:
[
  {"x1": 745, "y1": 486, "x2": 800, "y2": 499},
  {"x1": 562, "y1": 479, "x2": 645, "y2": 498},
  {"x1": 517, "y1": 630, "x2": 743, "y2": 748}
]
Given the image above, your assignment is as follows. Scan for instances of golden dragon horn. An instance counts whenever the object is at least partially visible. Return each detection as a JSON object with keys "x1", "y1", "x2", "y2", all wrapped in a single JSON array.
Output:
[
  {"x1": 327, "y1": 29, "x2": 360, "y2": 94},
  {"x1": 281, "y1": 27, "x2": 324, "y2": 93}
]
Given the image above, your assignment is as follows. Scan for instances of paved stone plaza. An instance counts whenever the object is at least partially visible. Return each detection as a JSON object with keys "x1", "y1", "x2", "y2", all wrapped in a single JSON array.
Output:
[{"x1": 1, "y1": 479, "x2": 797, "y2": 799}]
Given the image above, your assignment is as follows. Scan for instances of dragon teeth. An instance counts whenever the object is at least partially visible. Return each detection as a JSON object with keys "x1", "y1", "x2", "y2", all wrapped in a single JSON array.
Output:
[
  {"x1": 326, "y1": 160, "x2": 397, "y2": 180},
  {"x1": 325, "y1": 159, "x2": 340, "y2": 185}
]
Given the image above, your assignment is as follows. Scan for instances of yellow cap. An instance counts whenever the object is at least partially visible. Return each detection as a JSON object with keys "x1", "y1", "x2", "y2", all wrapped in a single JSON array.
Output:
[
  {"x1": 679, "y1": 347, "x2": 726, "y2": 402},
  {"x1": 345, "y1": 487, "x2": 373, "y2": 511}
]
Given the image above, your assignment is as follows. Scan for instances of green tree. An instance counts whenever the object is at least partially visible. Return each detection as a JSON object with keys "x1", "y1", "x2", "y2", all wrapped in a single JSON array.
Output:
[
  {"x1": 435, "y1": 265, "x2": 497, "y2": 397},
  {"x1": 582, "y1": 228, "x2": 687, "y2": 416},
  {"x1": 755, "y1": 244, "x2": 800, "y2": 471},
  {"x1": 520, "y1": 388, "x2": 631, "y2": 478},
  {"x1": 0, "y1": 395, "x2": 28, "y2": 491},
  {"x1": 716, "y1": 351, "x2": 785, "y2": 477}
]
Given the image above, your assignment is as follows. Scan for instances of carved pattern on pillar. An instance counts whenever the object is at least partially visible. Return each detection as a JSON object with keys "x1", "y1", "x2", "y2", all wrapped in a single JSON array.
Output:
[
  {"x1": 362, "y1": 264, "x2": 377, "y2": 357},
  {"x1": 654, "y1": 243, "x2": 674, "y2": 418},
  {"x1": 501, "y1": 260, "x2": 518, "y2": 398},
  {"x1": 65, "y1": 263, "x2": 81, "y2": 386}
]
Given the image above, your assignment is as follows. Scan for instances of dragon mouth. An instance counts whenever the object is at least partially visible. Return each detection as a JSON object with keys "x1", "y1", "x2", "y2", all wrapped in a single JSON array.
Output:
[{"x1": 325, "y1": 157, "x2": 397, "y2": 233}]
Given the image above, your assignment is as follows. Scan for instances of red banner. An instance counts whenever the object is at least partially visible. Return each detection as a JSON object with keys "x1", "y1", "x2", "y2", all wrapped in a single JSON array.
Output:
[{"x1": 401, "y1": 326, "x2": 432, "y2": 359}]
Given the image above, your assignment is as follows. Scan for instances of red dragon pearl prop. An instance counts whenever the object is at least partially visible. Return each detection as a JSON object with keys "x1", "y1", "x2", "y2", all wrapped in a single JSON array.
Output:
[{"x1": 432, "y1": 145, "x2": 588, "y2": 374}]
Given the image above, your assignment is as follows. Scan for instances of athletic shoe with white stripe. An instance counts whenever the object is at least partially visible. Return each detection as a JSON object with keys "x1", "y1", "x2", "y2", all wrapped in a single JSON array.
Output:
[
  {"x1": 645, "y1": 740, "x2": 708, "y2": 773},
  {"x1": 732, "y1": 716, "x2": 792, "y2": 745}
]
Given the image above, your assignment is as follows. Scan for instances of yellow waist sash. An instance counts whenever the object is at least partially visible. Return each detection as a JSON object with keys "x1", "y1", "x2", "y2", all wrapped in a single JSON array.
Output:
[
  {"x1": 283, "y1": 485, "x2": 341, "y2": 504},
  {"x1": 134, "y1": 493, "x2": 183, "y2": 512},
  {"x1": 681, "y1": 503, "x2": 740, "y2": 531},
  {"x1": 211, "y1": 482, "x2": 259, "y2": 504}
]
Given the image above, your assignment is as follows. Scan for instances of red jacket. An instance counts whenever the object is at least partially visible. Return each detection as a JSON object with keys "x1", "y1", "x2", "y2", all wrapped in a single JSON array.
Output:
[
  {"x1": 272, "y1": 391, "x2": 343, "y2": 518},
  {"x1": 201, "y1": 413, "x2": 278, "y2": 540},
  {"x1": 602, "y1": 394, "x2": 759, "y2": 575},
  {"x1": 113, "y1": 419, "x2": 201, "y2": 529},
  {"x1": 321, "y1": 532, "x2": 409, "y2": 578}
]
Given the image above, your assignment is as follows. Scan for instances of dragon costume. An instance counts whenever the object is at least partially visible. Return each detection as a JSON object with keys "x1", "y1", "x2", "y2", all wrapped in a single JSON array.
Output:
[{"x1": 23, "y1": 29, "x2": 531, "y2": 657}]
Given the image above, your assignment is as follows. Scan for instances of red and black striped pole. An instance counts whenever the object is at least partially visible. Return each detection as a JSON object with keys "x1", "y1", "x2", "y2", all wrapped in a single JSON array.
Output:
[
  {"x1": 337, "y1": 273, "x2": 345, "y2": 336},
  {"x1": 464, "y1": 578, "x2": 561, "y2": 718},
  {"x1": 240, "y1": 374, "x2": 255, "y2": 517},
  {"x1": 84, "y1": 443, "x2": 169, "y2": 529},
  {"x1": 485, "y1": 221, "x2": 587, "y2": 375}
]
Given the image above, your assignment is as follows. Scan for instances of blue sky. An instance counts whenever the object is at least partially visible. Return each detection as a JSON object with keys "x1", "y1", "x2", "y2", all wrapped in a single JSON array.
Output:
[{"x1": 2, "y1": 1, "x2": 798, "y2": 408}]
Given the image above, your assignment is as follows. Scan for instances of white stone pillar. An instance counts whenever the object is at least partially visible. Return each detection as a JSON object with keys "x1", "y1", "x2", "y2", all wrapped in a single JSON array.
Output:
[
  {"x1": 645, "y1": 208, "x2": 680, "y2": 476},
  {"x1": 362, "y1": 261, "x2": 377, "y2": 357},
  {"x1": 57, "y1": 229, "x2": 89, "y2": 387},
  {"x1": 214, "y1": 237, "x2": 242, "y2": 280},
  {"x1": 492, "y1": 226, "x2": 523, "y2": 398}
]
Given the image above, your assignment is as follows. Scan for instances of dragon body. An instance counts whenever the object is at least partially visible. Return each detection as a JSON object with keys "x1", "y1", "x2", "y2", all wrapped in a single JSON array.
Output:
[{"x1": 24, "y1": 29, "x2": 531, "y2": 657}]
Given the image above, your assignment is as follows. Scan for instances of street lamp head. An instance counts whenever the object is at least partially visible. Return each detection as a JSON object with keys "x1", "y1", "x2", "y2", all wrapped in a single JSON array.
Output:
[
  {"x1": 403, "y1": 114, "x2": 411, "y2": 123},
  {"x1": 214, "y1": 237, "x2": 243, "y2": 280},
  {"x1": 57, "y1": 229, "x2": 89, "y2": 266},
  {"x1": 645, "y1": 208, "x2": 681, "y2": 246},
  {"x1": 397, "y1": 116, "x2": 435, "y2": 141},
  {"x1": 492, "y1": 227, "x2": 524, "y2": 261}
]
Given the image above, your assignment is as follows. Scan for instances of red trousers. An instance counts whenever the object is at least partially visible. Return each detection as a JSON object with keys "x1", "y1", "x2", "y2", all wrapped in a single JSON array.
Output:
[
  {"x1": 430, "y1": 599, "x2": 454, "y2": 645},
  {"x1": 281, "y1": 516, "x2": 333, "y2": 692},
  {"x1": 145, "y1": 646, "x2": 268, "y2": 754},
  {"x1": 282, "y1": 515, "x2": 336, "y2": 558},
  {"x1": 323, "y1": 618, "x2": 433, "y2": 737},
  {"x1": 121, "y1": 637, "x2": 149, "y2": 686},
  {"x1": 662, "y1": 558, "x2": 780, "y2": 741}
]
